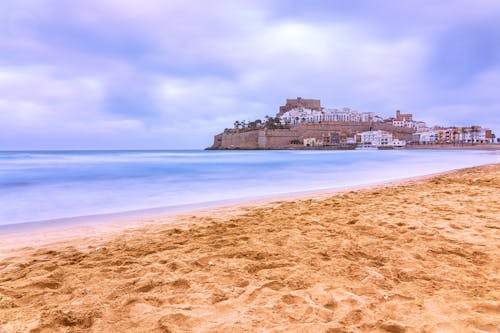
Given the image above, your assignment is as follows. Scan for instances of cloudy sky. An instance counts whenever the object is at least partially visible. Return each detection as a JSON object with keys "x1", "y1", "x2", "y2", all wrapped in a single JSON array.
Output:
[{"x1": 1, "y1": 0, "x2": 499, "y2": 149}]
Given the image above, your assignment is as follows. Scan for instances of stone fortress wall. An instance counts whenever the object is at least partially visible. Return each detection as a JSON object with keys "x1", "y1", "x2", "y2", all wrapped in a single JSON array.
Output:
[{"x1": 209, "y1": 122, "x2": 415, "y2": 150}]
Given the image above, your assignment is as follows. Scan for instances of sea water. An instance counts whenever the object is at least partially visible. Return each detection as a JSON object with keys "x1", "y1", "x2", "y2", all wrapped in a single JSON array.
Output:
[{"x1": 0, "y1": 149, "x2": 498, "y2": 226}]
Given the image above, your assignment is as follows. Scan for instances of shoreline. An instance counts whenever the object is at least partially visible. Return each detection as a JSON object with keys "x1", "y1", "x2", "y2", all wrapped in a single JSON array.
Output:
[
  {"x1": 2, "y1": 149, "x2": 498, "y2": 230},
  {"x1": 405, "y1": 143, "x2": 500, "y2": 150},
  {"x1": 0, "y1": 163, "x2": 499, "y2": 332},
  {"x1": 0, "y1": 164, "x2": 495, "y2": 256},
  {"x1": 207, "y1": 144, "x2": 500, "y2": 151},
  {"x1": 0, "y1": 171, "x2": 452, "y2": 233}
]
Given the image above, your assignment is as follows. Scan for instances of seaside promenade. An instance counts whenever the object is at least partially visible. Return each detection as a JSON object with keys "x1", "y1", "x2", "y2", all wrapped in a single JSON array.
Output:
[
  {"x1": 0, "y1": 164, "x2": 499, "y2": 332},
  {"x1": 406, "y1": 143, "x2": 500, "y2": 150}
]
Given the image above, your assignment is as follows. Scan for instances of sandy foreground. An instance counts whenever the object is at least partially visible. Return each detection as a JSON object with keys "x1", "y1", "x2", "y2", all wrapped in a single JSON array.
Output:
[{"x1": 0, "y1": 164, "x2": 499, "y2": 333}]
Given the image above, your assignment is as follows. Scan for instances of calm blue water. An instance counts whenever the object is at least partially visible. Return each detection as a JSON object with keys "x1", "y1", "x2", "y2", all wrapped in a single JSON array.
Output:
[{"x1": 0, "y1": 150, "x2": 498, "y2": 226}]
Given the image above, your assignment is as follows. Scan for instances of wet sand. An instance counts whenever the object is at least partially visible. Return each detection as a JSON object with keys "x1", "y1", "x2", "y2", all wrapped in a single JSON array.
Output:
[{"x1": 0, "y1": 164, "x2": 499, "y2": 332}]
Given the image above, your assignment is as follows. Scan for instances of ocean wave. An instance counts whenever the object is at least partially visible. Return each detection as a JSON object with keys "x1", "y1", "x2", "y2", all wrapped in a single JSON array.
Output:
[{"x1": 0, "y1": 150, "x2": 497, "y2": 225}]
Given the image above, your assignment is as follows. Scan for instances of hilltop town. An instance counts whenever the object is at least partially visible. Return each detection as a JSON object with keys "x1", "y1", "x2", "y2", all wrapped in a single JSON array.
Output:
[{"x1": 208, "y1": 97, "x2": 497, "y2": 150}]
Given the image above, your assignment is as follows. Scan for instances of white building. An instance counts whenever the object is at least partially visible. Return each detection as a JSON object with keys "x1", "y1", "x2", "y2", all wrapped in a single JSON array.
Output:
[
  {"x1": 416, "y1": 127, "x2": 494, "y2": 144},
  {"x1": 280, "y1": 108, "x2": 323, "y2": 125},
  {"x1": 280, "y1": 107, "x2": 383, "y2": 125},
  {"x1": 392, "y1": 138, "x2": 407, "y2": 147},
  {"x1": 303, "y1": 138, "x2": 318, "y2": 147},
  {"x1": 393, "y1": 119, "x2": 427, "y2": 130},
  {"x1": 359, "y1": 130, "x2": 402, "y2": 147},
  {"x1": 418, "y1": 130, "x2": 439, "y2": 144},
  {"x1": 389, "y1": 110, "x2": 427, "y2": 131},
  {"x1": 459, "y1": 127, "x2": 493, "y2": 143},
  {"x1": 414, "y1": 121, "x2": 428, "y2": 131}
]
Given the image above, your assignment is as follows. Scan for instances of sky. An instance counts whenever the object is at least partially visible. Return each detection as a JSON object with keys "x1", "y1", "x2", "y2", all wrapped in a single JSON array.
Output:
[{"x1": 1, "y1": 0, "x2": 499, "y2": 149}]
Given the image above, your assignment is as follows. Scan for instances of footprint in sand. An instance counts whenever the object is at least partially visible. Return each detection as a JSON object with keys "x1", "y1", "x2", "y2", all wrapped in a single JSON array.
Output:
[{"x1": 158, "y1": 312, "x2": 200, "y2": 332}]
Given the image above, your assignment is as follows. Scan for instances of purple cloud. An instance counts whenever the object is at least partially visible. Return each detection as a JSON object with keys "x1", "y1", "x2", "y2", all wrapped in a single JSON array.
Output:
[{"x1": 0, "y1": 0, "x2": 499, "y2": 149}]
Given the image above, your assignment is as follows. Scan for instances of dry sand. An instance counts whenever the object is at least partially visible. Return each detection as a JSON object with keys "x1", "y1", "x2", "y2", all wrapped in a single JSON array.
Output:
[{"x1": 0, "y1": 164, "x2": 499, "y2": 333}]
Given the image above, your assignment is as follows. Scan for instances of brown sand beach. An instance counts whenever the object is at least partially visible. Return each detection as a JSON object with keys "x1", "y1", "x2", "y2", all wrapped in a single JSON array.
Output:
[{"x1": 0, "y1": 164, "x2": 499, "y2": 332}]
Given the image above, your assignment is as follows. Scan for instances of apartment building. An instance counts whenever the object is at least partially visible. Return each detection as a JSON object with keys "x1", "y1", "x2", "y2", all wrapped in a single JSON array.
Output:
[
  {"x1": 280, "y1": 107, "x2": 383, "y2": 125},
  {"x1": 416, "y1": 126, "x2": 494, "y2": 144}
]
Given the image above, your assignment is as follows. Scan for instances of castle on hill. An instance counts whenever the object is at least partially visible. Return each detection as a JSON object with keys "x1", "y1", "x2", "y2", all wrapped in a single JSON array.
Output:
[{"x1": 208, "y1": 97, "x2": 496, "y2": 150}]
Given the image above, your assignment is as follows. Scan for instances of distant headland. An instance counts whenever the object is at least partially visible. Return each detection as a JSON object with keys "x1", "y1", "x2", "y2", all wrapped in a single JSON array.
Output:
[{"x1": 207, "y1": 97, "x2": 498, "y2": 150}]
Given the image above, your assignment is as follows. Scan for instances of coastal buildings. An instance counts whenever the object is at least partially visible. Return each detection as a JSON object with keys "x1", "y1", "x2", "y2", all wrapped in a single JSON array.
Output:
[
  {"x1": 280, "y1": 108, "x2": 323, "y2": 125},
  {"x1": 415, "y1": 126, "x2": 494, "y2": 144},
  {"x1": 279, "y1": 107, "x2": 383, "y2": 125},
  {"x1": 278, "y1": 97, "x2": 321, "y2": 115},
  {"x1": 359, "y1": 130, "x2": 393, "y2": 147},
  {"x1": 208, "y1": 97, "x2": 497, "y2": 150},
  {"x1": 386, "y1": 110, "x2": 427, "y2": 130},
  {"x1": 303, "y1": 138, "x2": 318, "y2": 147},
  {"x1": 358, "y1": 130, "x2": 407, "y2": 148},
  {"x1": 321, "y1": 108, "x2": 381, "y2": 123}
]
